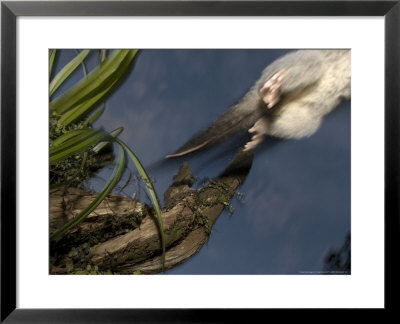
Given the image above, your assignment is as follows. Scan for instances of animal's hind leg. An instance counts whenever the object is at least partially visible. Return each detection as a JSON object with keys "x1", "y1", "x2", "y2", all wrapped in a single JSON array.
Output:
[
  {"x1": 259, "y1": 70, "x2": 287, "y2": 109},
  {"x1": 244, "y1": 118, "x2": 268, "y2": 151}
]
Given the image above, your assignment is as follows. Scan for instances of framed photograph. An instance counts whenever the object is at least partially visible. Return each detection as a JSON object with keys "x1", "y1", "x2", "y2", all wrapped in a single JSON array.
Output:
[{"x1": 1, "y1": 0, "x2": 398, "y2": 321}]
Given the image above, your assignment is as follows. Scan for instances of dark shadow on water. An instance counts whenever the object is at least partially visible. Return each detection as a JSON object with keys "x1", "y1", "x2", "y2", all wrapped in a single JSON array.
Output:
[
  {"x1": 323, "y1": 233, "x2": 351, "y2": 275},
  {"x1": 194, "y1": 134, "x2": 285, "y2": 173},
  {"x1": 145, "y1": 132, "x2": 285, "y2": 178}
]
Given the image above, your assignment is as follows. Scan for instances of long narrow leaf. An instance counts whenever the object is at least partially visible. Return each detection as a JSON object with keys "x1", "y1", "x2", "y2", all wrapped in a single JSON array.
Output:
[
  {"x1": 75, "y1": 49, "x2": 88, "y2": 78},
  {"x1": 50, "y1": 128, "x2": 109, "y2": 165},
  {"x1": 116, "y1": 139, "x2": 165, "y2": 271},
  {"x1": 50, "y1": 145, "x2": 125, "y2": 241},
  {"x1": 50, "y1": 49, "x2": 124, "y2": 113},
  {"x1": 92, "y1": 127, "x2": 123, "y2": 153},
  {"x1": 57, "y1": 76, "x2": 121, "y2": 126},
  {"x1": 49, "y1": 50, "x2": 90, "y2": 96},
  {"x1": 49, "y1": 49, "x2": 56, "y2": 78},
  {"x1": 57, "y1": 49, "x2": 136, "y2": 126},
  {"x1": 51, "y1": 128, "x2": 89, "y2": 147},
  {"x1": 56, "y1": 50, "x2": 136, "y2": 125},
  {"x1": 99, "y1": 50, "x2": 107, "y2": 63},
  {"x1": 85, "y1": 105, "x2": 105, "y2": 126},
  {"x1": 50, "y1": 50, "x2": 138, "y2": 115}
]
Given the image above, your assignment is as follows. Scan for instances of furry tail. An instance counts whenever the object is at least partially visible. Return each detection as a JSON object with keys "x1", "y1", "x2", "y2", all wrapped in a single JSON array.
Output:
[{"x1": 166, "y1": 88, "x2": 266, "y2": 158}]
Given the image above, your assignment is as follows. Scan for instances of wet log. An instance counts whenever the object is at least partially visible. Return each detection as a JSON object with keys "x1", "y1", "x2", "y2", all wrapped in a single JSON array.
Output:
[{"x1": 49, "y1": 149, "x2": 253, "y2": 274}]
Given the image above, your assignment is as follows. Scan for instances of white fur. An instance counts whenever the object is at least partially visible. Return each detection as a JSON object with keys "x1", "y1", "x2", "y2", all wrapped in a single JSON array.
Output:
[{"x1": 245, "y1": 50, "x2": 351, "y2": 150}]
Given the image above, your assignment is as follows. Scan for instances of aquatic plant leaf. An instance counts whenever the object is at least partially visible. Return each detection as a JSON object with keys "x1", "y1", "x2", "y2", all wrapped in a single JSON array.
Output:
[
  {"x1": 92, "y1": 127, "x2": 123, "y2": 153},
  {"x1": 50, "y1": 145, "x2": 125, "y2": 241},
  {"x1": 50, "y1": 128, "x2": 109, "y2": 165},
  {"x1": 49, "y1": 50, "x2": 90, "y2": 96},
  {"x1": 84, "y1": 104, "x2": 105, "y2": 126},
  {"x1": 49, "y1": 49, "x2": 57, "y2": 78},
  {"x1": 116, "y1": 139, "x2": 166, "y2": 271},
  {"x1": 50, "y1": 50, "x2": 138, "y2": 115}
]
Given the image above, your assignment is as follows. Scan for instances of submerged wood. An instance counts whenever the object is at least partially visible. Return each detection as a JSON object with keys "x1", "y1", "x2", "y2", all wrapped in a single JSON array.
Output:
[{"x1": 49, "y1": 149, "x2": 253, "y2": 274}]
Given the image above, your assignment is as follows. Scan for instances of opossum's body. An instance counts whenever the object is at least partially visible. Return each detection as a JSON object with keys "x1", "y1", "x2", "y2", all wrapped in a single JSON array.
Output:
[{"x1": 167, "y1": 50, "x2": 351, "y2": 157}]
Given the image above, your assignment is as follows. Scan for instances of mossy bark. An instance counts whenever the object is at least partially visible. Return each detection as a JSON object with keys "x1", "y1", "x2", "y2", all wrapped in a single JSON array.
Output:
[{"x1": 50, "y1": 149, "x2": 253, "y2": 274}]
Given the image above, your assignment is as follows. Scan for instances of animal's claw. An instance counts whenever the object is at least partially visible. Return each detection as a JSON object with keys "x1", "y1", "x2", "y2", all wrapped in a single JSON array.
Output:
[{"x1": 260, "y1": 70, "x2": 286, "y2": 109}]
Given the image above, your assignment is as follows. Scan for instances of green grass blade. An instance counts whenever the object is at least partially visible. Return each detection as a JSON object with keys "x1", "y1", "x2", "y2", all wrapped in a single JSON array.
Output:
[
  {"x1": 99, "y1": 50, "x2": 107, "y2": 63},
  {"x1": 55, "y1": 51, "x2": 137, "y2": 126},
  {"x1": 92, "y1": 127, "x2": 123, "y2": 153},
  {"x1": 84, "y1": 104, "x2": 105, "y2": 126},
  {"x1": 50, "y1": 128, "x2": 109, "y2": 165},
  {"x1": 51, "y1": 128, "x2": 88, "y2": 147},
  {"x1": 75, "y1": 49, "x2": 88, "y2": 78},
  {"x1": 50, "y1": 49, "x2": 138, "y2": 115},
  {"x1": 50, "y1": 144, "x2": 125, "y2": 241},
  {"x1": 49, "y1": 50, "x2": 90, "y2": 97},
  {"x1": 57, "y1": 76, "x2": 120, "y2": 126},
  {"x1": 116, "y1": 139, "x2": 166, "y2": 271},
  {"x1": 49, "y1": 49, "x2": 56, "y2": 78}
]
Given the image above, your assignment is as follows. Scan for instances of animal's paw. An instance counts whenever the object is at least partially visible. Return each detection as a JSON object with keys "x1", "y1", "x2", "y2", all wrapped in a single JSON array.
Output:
[
  {"x1": 260, "y1": 70, "x2": 286, "y2": 109},
  {"x1": 243, "y1": 121, "x2": 266, "y2": 151}
]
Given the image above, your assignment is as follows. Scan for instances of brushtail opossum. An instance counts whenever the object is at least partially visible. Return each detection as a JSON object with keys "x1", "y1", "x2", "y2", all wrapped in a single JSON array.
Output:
[{"x1": 167, "y1": 50, "x2": 351, "y2": 158}]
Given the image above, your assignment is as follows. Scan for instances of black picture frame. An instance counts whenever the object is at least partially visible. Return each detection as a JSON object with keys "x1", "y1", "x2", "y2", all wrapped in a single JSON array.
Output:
[{"x1": 1, "y1": 0, "x2": 398, "y2": 322}]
